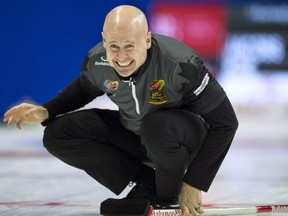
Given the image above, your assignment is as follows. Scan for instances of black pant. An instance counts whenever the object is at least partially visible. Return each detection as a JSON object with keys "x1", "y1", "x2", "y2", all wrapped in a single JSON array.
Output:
[{"x1": 43, "y1": 109, "x2": 207, "y2": 200}]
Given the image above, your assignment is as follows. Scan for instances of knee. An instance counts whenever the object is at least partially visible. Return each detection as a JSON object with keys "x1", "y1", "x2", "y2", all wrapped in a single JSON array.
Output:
[
  {"x1": 141, "y1": 111, "x2": 165, "y2": 133},
  {"x1": 42, "y1": 116, "x2": 70, "y2": 153},
  {"x1": 140, "y1": 111, "x2": 174, "y2": 147},
  {"x1": 140, "y1": 110, "x2": 206, "y2": 151},
  {"x1": 42, "y1": 121, "x2": 57, "y2": 154}
]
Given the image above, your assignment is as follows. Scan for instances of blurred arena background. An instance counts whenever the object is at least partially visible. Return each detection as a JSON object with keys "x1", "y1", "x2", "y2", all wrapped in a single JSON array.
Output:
[{"x1": 1, "y1": 0, "x2": 287, "y2": 149}]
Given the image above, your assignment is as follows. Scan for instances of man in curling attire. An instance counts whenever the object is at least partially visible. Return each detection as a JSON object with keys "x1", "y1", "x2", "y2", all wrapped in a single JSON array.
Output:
[{"x1": 4, "y1": 5, "x2": 238, "y2": 216}]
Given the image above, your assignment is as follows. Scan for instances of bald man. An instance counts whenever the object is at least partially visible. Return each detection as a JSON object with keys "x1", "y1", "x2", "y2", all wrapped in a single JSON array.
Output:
[{"x1": 4, "y1": 5, "x2": 238, "y2": 216}]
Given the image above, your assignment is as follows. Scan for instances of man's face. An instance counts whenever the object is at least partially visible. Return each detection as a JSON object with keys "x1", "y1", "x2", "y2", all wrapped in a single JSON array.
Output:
[{"x1": 102, "y1": 31, "x2": 151, "y2": 77}]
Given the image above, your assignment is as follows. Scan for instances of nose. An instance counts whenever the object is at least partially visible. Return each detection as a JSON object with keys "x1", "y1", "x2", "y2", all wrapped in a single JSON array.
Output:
[{"x1": 117, "y1": 50, "x2": 128, "y2": 61}]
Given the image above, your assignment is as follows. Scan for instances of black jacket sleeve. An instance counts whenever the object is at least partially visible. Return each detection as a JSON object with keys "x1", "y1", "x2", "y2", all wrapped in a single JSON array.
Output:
[
  {"x1": 41, "y1": 55, "x2": 105, "y2": 125},
  {"x1": 42, "y1": 78, "x2": 103, "y2": 124},
  {"x1": 183, "y1": 97, "x2": 238, "y2": 191}
]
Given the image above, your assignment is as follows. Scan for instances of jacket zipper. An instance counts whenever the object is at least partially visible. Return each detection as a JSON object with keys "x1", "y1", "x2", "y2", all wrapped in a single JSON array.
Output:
[{"x1": 123, "y1": 78, "x2": 140, "y2": 114}]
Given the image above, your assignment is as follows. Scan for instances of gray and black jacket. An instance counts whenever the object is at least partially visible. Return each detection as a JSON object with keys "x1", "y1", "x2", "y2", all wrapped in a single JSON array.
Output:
[{"x1": 43, "y1": 33, "x2": 238, "y2": 192}]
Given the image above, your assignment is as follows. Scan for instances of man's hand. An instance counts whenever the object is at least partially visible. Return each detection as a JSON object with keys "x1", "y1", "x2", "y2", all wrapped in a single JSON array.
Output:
[
  {"x1": 3, "y1": 103, "x2": 49, "y2": 129},
  {"x1": 179, "y1": 182, "x2": 203, "y2": 216}
]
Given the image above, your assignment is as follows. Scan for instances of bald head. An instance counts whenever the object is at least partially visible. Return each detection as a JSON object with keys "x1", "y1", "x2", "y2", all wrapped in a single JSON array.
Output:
[
  {"x1": 103, "y1": 5, "x2": 148, "y2": 35},
  {"x1": 101, "y1": 5, "x2": 152, "y2": 77}
]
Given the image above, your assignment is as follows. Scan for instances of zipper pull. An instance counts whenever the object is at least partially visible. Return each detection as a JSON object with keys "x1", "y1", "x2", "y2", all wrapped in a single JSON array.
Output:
[
  {"x1": 129, "y1": 77, "x2": 136, "y2": 85},
  {"x1": 122, "y1": 77, "x2": 140, "y2": 114},
  {"x1": 129, "y1": 77, "x2": 140, "y2": 115}
]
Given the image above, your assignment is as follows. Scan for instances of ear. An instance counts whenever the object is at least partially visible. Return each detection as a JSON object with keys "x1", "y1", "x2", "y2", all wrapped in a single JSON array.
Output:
[
  {"x1": 146, "y1": 32, "x2": 152, "y2": 49},
  {"x1": 102, "y1": 32, "x2": 106, "y2": 49}
]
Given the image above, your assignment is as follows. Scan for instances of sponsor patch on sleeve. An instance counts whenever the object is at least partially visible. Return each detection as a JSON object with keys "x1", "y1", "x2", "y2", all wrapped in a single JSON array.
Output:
[{"x1": 193, "y1": 73, "x2": 210, "y2": 96}]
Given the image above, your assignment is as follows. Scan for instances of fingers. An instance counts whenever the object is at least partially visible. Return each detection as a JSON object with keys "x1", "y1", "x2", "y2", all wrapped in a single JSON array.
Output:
[
  {"x1": 3, "y1": 116, "x2": 8, "y2": 123},
  {"x1": 179, "y1": 182, "x2": 203, "y2": 216},
  {"x1": 3, "y1": 105, "x2": 48, "y2": 128},
  {"x1": 195, "y1": 203, "x2": 203, "y2": 214},
  {"x1": 4, "y1": 108, "x2": 18, "y2": 122},
  {"x1": 180, "y1": 202, "x2": 202, "y2": 216},
  {"x1": 193, "y1": 204, "x2": 204, "y2": 215},
  {"x1": 198, "y1": 207, "x2": 204, "y2": 214},
  {"x1": 4, "y1": 114, "x2": 17, "y2": 128},
  {"x1": 16, "y1": 119, "x2": 23, "y2": 130},
  {"x1": 4, "y1": 115, "x2": 23, "y2": 129},
  {"x1": 190, "y1": 206, "x2": 200, "y2": 216},
  {"x1": 181, "y1": 205, "x2": 191, "y2": 216},
  {"x1": 3, "y1": 104, "x2": 27, "y2": 128},
  {"x1": 181, "y1": 206, "x2": 201, "y2": 216},
  {"x1": 6, "y1": 116, "x2": 15, "y2": 128}
]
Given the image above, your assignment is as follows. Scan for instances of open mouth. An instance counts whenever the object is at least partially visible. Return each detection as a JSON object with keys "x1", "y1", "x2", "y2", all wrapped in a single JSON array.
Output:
[{"x1": 116, "y1": 61, "x2": 133, "y2": 67}]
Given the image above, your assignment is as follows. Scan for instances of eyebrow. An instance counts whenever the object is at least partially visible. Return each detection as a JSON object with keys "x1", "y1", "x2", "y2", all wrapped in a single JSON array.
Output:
[{"x1": 108, "y1": 41, "x2": 135, "y2": 45}]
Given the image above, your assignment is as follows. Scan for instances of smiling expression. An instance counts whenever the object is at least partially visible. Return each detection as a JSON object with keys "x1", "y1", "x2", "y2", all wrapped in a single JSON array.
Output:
[
  {"x1": 102, "y1": 32, "x2": 151, "y2": 77},
  {"x1": 102, "y1": 6, "x2": 151, "y2": 77}
]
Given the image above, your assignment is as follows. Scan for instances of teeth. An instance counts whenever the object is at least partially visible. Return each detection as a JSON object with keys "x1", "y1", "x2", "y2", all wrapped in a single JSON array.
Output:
[{"x1": 118, "y1": 61, "x2": 131, "y2": 67}]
